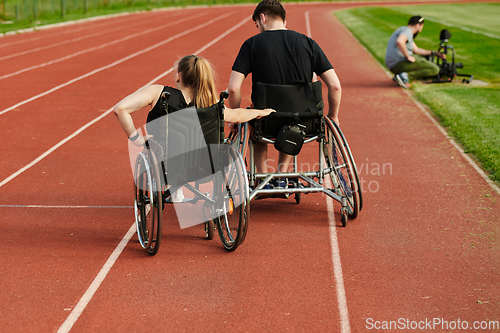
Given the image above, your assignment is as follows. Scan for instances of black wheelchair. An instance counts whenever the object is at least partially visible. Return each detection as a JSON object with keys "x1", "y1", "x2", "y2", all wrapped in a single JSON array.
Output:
[
  {"x1": 133, "y1": 91, "x2": 248, "y2": 255},
  {"x1": 228, "y1": 81, "x2": 363, "y2": 226}
]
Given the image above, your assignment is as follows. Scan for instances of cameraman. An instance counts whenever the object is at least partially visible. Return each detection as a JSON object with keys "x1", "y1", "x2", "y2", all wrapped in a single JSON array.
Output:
[{"x1": 385, "y1": 16, "x2": 445, "y2": 88}]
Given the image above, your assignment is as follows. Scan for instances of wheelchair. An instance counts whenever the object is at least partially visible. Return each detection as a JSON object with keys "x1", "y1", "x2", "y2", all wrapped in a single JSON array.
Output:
[
  {"x1": 133, "y1": 91, "x2": 249, "y2": 255},
  {"x1": 228, "y1": 81, "x2": 363, "y2": 226}
]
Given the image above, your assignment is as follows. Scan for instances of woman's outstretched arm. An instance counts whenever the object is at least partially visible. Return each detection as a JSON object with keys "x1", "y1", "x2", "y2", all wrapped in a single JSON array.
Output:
[{"x1": 224, "y1": 107, "x2": 275, "y2": 124}]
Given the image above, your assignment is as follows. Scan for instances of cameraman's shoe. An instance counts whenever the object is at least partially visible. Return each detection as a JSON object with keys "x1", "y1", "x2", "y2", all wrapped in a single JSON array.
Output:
[{"x1": 393, "y1": 72, "x2": 410, "y2": 89}]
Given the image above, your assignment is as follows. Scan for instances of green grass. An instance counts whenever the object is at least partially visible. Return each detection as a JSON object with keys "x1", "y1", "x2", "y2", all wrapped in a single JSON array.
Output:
[
  {"x1": 335, "y1": 4, "x2": 500, "y2": 184},
  {"x1": 414, "y1": 83, "x2": 500, "y2": 178}
]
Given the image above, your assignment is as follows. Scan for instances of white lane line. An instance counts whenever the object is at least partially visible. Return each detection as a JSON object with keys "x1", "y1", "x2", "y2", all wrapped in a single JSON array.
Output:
[
  {"x1": 0, "y1": 11, "x2": 210, "y2": 81},
  {"x1": 0, "y1": 11, "x2": 232, "y2": 117},
  {"x1": 0, "y1": 109, "x2": 111, "y2": 189},
  {"x1": 0, "y1": 205, "x2": 132, "y2": 208},
  {"x1": 0, "y1": 12, "x2": 136, "y2": 47},
  {"x1": 422, "y1": 18, "x2": 500, "y2": 40},
  {"x1": 307, "y1": 10, "x2": 351, "y2": 332},
  {"x1": 305, "y1": 10, "x2": 312, "y2": 39},
  {"x1": 194, "y1": 16, "x2": 251, "y2": 54},
  {"x1": 0, "y1": 10, "x2": 186, "y2": 62},
  {"x1": 57, "y1": 222, "x2": 136, "y2": 333},
  {"x1": 326, "y1": 189, "x2": 351, "y2": 333},
  {"x1": 305, "y1": 11, "x2": 318, "y2": 82}
]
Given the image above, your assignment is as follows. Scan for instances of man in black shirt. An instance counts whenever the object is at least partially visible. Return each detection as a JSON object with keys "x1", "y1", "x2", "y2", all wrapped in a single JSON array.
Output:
[{"x1": 228, "y1": 0, "x2": 342, "y2": 182}]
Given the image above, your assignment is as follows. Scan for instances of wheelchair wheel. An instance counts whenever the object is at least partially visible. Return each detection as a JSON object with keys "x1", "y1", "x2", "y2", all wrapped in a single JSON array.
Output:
[
  {"x1": 216, "y1": 146, "x2": 249, "y2": 252},
  {"x1": 331, "y1": 119, "x2": 363, "y2": 212},
  {"x1": 323, "y1": 118, "x2": 361, "y2": 220},
  {"x1": 134, "y1": 150, "x2": 163, "y2": 255},
  {"x1": 229, "y1": 122, "x2": 249, "y2": 160}
]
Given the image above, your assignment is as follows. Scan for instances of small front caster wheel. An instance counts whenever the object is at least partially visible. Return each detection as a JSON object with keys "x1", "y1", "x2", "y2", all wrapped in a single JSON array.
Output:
[
  {"x1": 340, "y1": 212, "x2": 348, "y2": 227},
  {"x1": 295, "y1": 193, "x2": 301, "y2": 204}
]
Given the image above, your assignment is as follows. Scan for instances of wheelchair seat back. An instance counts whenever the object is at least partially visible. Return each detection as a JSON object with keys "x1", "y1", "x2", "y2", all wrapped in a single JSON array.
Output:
[
  {"x1": 252, "y1": 81, "x2": 324, "y2": 138},
  {"x1": 147, "y1": 101, "x2": 225, "y2": 187}
]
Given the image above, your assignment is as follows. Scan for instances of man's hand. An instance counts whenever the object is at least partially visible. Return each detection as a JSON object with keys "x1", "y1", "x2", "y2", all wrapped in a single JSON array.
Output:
[
  {"x1": 437, "y1": 52, "x2": 446, "y2": 60},
  {"x1": 407, "y1": 55, "x2": 416, "y2": 62},
  {"x1": 327, "y1": 115, "x2": 340, "y2": 126}
]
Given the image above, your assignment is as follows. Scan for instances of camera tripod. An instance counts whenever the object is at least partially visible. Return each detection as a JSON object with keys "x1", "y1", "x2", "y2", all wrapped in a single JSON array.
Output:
[{"x1": 428, "y1": 29, "x2": 473, "y2": 84}]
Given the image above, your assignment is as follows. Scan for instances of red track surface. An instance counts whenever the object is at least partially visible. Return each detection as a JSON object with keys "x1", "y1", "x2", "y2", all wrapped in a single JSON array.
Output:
[{"x1": 1, "y1": 2, "x2": 498, "y2": 332}]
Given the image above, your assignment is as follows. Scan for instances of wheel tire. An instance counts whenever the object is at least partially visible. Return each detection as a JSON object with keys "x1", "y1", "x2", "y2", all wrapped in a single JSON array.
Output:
[
  {"x1": 295, "y1": 193, "x2": 301, "y2": 204},
  {"x1": 230, "y1": 122, "x2": 249, "y2": 159},
  {"x1": 203, "y1": 202, "x2": 215, "y2": 240},
  {"x1": 323, "y1": 118, "x2": 361, "y2": 220},
  {"x1": 204, "y1": 220, "x2": 215, "y2": 240},
  {"x1": 216, "y1": 146, "x2": 249, "y2": 252},
  {"x1": 134, "y1": 150, "x2": 163, "y2": 255},
  {"x1": 341, "y1": 213, "x2": 348, "y2": 227},
  {"x1": 329, "y1": 119, "x2": 364, "y2": 212}
]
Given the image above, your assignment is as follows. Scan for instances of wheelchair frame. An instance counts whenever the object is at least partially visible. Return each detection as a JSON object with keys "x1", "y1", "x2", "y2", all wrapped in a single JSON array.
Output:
[
  {"x1": 133, "y1": 91, "x2": 249, "y2": 255},
  {"x1": 229, "y1": 82, "x2": 363, "y2": 226}
]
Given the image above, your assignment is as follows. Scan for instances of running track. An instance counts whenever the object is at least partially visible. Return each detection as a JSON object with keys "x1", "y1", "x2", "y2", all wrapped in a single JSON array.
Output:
[{"x1": 1, "y1": 2, "x2": 499, "y2": 332}]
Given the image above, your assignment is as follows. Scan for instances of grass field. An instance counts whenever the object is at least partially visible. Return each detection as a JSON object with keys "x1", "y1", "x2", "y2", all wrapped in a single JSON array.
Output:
[{"x1": 334, "y1": 3, "x2": 500, "y2": 184}]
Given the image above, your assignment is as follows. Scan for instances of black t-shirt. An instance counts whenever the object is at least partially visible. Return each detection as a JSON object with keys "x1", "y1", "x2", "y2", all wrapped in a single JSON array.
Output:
[{"x1": 232, "y1": 30, "x2": 333, "y2": 103}]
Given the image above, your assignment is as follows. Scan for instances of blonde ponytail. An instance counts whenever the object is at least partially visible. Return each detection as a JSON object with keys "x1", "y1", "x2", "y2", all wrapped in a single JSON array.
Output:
[{"x1": 177, "y1": 55, "x2": 218, "y2": 108}]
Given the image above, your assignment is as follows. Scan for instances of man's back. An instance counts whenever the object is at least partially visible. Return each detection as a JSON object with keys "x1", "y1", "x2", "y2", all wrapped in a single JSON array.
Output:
[{"x1": 232, "y1": 29, "x2": 332, "y2": 103}]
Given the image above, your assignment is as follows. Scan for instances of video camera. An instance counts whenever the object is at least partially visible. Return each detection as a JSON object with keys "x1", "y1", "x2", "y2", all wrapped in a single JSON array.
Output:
[{"x1": 427, "y1": 29, "x2": 473, "y2": 83}]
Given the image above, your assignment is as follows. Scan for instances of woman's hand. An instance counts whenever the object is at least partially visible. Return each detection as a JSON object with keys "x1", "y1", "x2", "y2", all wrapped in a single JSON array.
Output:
[
  {"x1": 255, "y1": 108, "x2": 275, "y2": 119},
  {"x1": 224, "y1": 107, "x2": 275, "y2": 123}
]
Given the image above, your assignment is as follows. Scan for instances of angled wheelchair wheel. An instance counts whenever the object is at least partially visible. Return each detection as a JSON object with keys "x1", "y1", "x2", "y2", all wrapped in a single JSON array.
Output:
[
  {"x1": 229, "y1": 122, "x2": 249, "y2": 161},
  {"x1": 323, "y1": 118, "x2": 361, "y2": 220},
  {"x1": 330, "y1": 119, "x2": 363, "y2": 212},
  {"x1": 134, "y1": 150, "x2": 163, "y2": 255},
  {"x1": 216, "y1": 146, "x2": 249, "y2": 252}
]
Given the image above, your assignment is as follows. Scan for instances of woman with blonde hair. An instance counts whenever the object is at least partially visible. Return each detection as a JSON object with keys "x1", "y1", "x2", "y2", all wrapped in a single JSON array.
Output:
[{"x1": 114, "y1": 54, "x2": 274, "y2": 146}]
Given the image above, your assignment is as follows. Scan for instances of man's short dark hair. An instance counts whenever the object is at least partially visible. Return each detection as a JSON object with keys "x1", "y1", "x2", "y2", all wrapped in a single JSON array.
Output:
[
  {"x1": 252, "y1": 0, "x2": 286, "y2": 22},
  {"x1": 408, "y1": 15, "x2": 424, "y2": 26}
]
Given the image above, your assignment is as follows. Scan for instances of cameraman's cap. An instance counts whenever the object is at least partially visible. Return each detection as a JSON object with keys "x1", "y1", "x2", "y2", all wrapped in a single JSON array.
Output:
[{"x1": 409, "y1": 15, "x2": 424, "y2": 25}]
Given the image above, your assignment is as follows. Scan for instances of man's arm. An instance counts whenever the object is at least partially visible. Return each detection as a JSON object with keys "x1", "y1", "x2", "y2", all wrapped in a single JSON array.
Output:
[
  {"x1": 227, "y1": 71, "x2": 246, "y2": 109},
  {"x1": 413, "y1": 43, "x2": 446, "y2": 59},
  {"x1": 412, "y1": 42, "x2": 430, "y2": 56},
  {"x1": 396, "y1": 33, "x2": 415, "y2": 62},
  {"x1": 319, "y1": 68, "x2": 341, "y2": 125}
]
